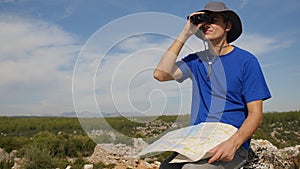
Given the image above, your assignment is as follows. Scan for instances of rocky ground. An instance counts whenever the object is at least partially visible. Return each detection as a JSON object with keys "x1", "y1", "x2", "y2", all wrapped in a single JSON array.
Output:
[
  {"x1": 86, "y1": 139, "x2": 299, "y2": 169},
  {"x1": 1, "y1": 138, "x2": 299, "y2": 169},
  {"x1": 241, "y1": 139, "x2": 300, "y2": 169}
]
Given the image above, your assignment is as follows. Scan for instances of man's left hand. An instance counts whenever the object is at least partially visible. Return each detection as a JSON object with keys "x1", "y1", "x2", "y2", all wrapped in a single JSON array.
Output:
[{"x1": 207, "y1": 139, "x2": 239, "y2": 163}]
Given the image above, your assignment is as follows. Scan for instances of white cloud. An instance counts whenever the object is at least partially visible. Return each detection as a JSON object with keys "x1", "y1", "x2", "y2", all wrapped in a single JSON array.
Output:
[
  {"x1": 97, "y1": 49, "x2": 184, "y2": 114},
  {"x1": 0, "y1": 14, "x2": 80, "y2": 115},
  {"x1": 74, "y1": 34, "x2": 192, "y2": 115},
  {"x1": 233, "y1": 33, "x2": 293, "y2": 56}
]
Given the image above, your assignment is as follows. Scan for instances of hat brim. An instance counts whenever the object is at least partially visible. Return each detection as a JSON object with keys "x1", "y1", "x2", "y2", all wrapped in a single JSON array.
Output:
[{"x1": 198, "y1": 9, "x2": 242, "y2": 43}]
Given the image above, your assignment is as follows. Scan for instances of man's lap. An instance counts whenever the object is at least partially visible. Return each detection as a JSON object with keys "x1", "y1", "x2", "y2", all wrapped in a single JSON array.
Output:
[{"x1": 159, "y1": 146, "x2": 248, "y2": 169}]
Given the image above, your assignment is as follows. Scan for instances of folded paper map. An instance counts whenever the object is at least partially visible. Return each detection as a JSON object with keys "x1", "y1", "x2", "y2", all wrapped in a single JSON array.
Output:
[{"x1": 138, "y1": 122, "x2": 237, "y2": 163}]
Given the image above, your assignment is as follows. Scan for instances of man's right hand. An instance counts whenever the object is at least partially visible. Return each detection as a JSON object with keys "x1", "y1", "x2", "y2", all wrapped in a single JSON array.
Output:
[
  {"x1": 179, "y1": 12, "x2": 205, "y2": 42},
  {"x1": 153, "y1": 12, "x2": 205, "y2": 82}
]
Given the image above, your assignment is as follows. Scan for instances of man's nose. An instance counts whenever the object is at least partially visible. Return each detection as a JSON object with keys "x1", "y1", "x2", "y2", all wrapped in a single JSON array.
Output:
[{"x1": 201, "y1": 23, "x2": 210, "y2": 30}]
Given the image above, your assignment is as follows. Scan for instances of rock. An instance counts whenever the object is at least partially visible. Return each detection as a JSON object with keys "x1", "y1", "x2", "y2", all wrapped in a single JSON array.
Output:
[
  {"x1": 85, "y1": 144, "x2": 113, "y2": 165},
  {"x1": 241, "y1": 139, "x2": 300, "y2": 169},
  {"x1": 86, "y1": 140, "x2": 160, "y2": 169},
  {"x1": 133, "y1": 138, "x2": 149, "y2": 152},
  {"x1": 11, "y1": 158, "x2": 22, "y2": 169},
  {"x1": 0, "y1": 148, "x2": 9, "y2": 162},
  {"x1": 10, "y1": 150, "x2": 18, "y2": 160},
  {"x1": 97, "y1": 143, "x2": 138, "y2": 157},
  {"x1": 66, "y1": 156, "x2": 77, "y2": 163},
  {"x1": 83, "y1": 164, "x2": 93, "y2": 169},
  {"x1": 154, "y1": 161, "x2": 161, "y2": 166},
  {"x1": 65, "y1": 165, "x2": 71, "y2": 169}
]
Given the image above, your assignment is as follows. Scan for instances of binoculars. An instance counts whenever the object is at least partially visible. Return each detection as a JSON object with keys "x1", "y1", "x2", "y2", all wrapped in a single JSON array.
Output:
[{"x1": 187, "y1": 13, "x2": 215, "y2": 25}]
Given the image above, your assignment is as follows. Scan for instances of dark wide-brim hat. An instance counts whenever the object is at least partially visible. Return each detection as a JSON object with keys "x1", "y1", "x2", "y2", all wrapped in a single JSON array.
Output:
[{"x1": 198, "y1": 1, "x2": 242, "y2": 43}]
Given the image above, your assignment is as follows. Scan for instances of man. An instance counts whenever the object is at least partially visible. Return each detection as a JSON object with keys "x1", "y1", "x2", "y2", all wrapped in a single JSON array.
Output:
[{"x1": 154, "y1": 1, "x2": 271, "y2": 169}]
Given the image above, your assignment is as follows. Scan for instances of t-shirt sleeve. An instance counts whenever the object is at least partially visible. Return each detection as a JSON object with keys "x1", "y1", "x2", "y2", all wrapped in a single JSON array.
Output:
[
  {"x1": 175, "y1": 60, "x2": 192, "y2": 83},
  {"x1": 174, "y1": 53, "x2": 199, "y2": 83},
  {"x1": 242, "y1": 57, "x2": 271, "y2": 103}
]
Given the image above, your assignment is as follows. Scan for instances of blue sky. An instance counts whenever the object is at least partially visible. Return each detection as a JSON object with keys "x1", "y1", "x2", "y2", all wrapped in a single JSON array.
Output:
[{"x1": 0, "y1": 0, "x2": 300, "y2": 116}]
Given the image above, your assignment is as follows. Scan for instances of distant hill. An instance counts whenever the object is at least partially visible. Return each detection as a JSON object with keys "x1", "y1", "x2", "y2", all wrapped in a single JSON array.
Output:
[{"x1": 59, "y1": 111, "x2": 155, "y2": 118}]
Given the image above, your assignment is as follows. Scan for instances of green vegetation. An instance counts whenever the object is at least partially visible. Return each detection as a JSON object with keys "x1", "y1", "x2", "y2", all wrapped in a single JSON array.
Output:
[
  {"x1": 0, "y1": 116, "x2": 84, "y2": 136},
  {"x1": 0, "y1": 160, "x2": 14, "y2": 169},
  {"x1": 0, "y1": 117, "x2": 95, "y2": 168},
  {"x1": 253, "y1": 111, "x2": 300, "y2": 148},
  {"x1": 0, "y1": 111, "x2": 298, "y2": 168}
]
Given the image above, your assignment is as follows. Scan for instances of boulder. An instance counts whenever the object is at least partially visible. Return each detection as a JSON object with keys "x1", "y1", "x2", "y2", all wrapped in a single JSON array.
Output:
[
  {"x1": 0, "y1": 148, "x2": 9, "y2": 162},
  {"x1": 241, "y1": 139, "x2": 299, "y2": 169}
]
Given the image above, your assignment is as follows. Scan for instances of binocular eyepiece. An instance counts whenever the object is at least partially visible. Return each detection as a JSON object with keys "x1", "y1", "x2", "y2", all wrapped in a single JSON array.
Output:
[{"x1": 187, "y1": 13, "x2": 215, "y2": 26}]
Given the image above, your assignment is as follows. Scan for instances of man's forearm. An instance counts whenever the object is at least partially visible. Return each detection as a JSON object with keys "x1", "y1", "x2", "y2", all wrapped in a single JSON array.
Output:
[
  {"x1": 208, "y1": 100, "x2": 263, "y2": 163},
  {"x1": 229, "y1": 100, "x2": 263, "y2": 149},
  {"x1": 153, "y1": 31, "x2": 192, "y2": 81},
  {"x1": 153, "y1": 18, "x2": 200, "y2": 81}
]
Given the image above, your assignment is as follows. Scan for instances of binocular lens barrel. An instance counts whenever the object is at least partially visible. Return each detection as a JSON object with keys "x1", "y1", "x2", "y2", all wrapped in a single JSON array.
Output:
[{"x1": 187, "y1": 14, "x2": 213, "y2": 25}]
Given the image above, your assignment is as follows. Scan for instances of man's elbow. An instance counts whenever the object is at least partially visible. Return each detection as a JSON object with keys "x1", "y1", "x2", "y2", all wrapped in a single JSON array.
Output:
[
  {"x1": 253, "y1": 110, "x2": 263, "y2": 127},
  {"x1": 153, "y1": 69, "x2": 172, "y2": 82},
  {"x1": 247, "y1": 100, "x2": 264, "y2": 127}
]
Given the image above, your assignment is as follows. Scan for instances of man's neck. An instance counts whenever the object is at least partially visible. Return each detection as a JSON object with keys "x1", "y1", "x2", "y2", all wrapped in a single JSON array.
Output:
[{"x1": 208, "y1": 39, "x2": 233, "y2": 56}]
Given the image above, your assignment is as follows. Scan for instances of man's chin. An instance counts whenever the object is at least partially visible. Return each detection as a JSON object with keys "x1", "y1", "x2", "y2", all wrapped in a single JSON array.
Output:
[{"x1": 195, "y1": 31, "x2": 209, "y2": 42}]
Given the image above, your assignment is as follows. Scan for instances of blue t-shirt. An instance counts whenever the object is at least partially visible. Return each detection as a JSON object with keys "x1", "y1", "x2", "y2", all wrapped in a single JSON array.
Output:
[{"x1": 176, "y1": 46, "x2": 271, "y2": 150}]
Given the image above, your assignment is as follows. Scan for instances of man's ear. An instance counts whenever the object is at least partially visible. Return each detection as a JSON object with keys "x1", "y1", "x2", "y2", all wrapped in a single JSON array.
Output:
[{"x1": 226, "y1": 21, "x2": 232, "y2": 32}]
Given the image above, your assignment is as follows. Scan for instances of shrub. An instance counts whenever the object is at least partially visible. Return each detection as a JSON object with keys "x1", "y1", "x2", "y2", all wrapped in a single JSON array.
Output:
[{"x1": 21, "y1": 144, "x2": 58, "y2": 169}]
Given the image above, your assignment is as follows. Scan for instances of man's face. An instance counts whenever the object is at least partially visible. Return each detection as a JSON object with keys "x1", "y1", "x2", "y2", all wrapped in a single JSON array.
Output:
[{"x1": 201, "y1": 12, "x2": 231, "y2": 43}]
